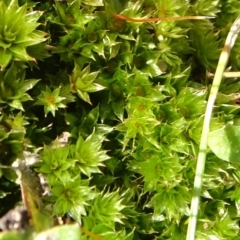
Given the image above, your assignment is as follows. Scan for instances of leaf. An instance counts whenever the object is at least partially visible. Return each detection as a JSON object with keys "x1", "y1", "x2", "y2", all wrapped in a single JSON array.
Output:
[
  {"x1": 118, "y1": 33, "x2": 136, "y2": 41},
  {"x1": 9, "y1": 100, "x2": 24, "y2": 111},
  {"x1": 0, "y1": 231, "x2": 27, "y2": 240},
  {"x1": 0, "y1": 48, "x2": 12, "y2": 69},
  {"x1": 145, "y1": 63, "x2": 163, "y2": 77},
  {"x1": 84, "y1": 83, "x2": 105, "y2": 93},
  {"x1": 82, "y1": 0, "x2": 103, "y2": 6},
  {"x1": 112, "y1": 99, "x2": 124, "y2": 121},
  {"x1": 208, "y1": 124, "x2": 240, "y2": 163},
  {"x1": 137, "y1": 156, "x2": 161, "y2": 184},
  {"x1": 69, "y1": 205, "x2": 86, "y2": 223},
  {"x1": 54, "y1": 1, "x2": 66, "y2": 23},
  {"x1": 92, "y1": 42, "x2": 105, "y2": 58},
  {"x1": 35, "y1": 224, "x2": 81, "y2": 240},
  {"x1": 76, "y1": 89, "x2": 91, "y2": 104},
  {"x1": 81, "y1": 106, "x2": 99, "y2": 135}
]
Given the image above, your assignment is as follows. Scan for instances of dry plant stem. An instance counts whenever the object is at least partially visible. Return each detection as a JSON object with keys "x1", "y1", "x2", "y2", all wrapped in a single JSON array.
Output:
[
  {"x1": 186, "y1": 16, "x2": 240, "y2": 240},
  {"x1": 115, "y1": 14, "x2": 212, "y2": 22},
  {"x1": 207, "y1": 71, "x2": 240, "y2": 78}
]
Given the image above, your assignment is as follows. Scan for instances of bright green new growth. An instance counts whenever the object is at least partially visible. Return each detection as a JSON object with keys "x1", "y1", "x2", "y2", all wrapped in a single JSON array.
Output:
[
  {"x1": 36, "y1": 85, "x2": 74, "y2": 116},
  {"x1": 0, "y1": 0, "x2": 47, "y2": 68},
  {"x1": 88, "y1": 191, "x2": 126, "y2": 226},
  {"x1": 52, "y1": 178, "x2": 95, "y2": 216},
  {"x1": 69, "y1": 131, "x2": 110, "y2": 176},
  {"x1": 39, "y1": 145, "x2": 73, "y2": 184},
  {"x1": 69, "y1": 64, "x2": 105, "y2": 104}
]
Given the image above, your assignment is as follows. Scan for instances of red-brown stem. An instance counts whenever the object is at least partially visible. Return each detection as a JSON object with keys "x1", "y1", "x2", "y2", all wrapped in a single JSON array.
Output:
[{"x1": 81, "y1": 227, "x2": 106, "y2": 240}]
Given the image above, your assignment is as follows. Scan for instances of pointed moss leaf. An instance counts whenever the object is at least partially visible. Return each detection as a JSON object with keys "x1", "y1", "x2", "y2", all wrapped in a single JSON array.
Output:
[
  {"x1": 145, "y1": 63, "x2": 163, "y2": 77},
  {"x1": 81, "y1": 106, "x2": 99, "y2": 135},
  {"x1": 81, "y1": 46, "x2": 95, "y2": 59},
  {"x1": 112, "y1": 99, "x2": 124, "y2": 121},
  {"x1": 54, "y1": 2, "x2": 66, "y2": 23},
  {"x1": 97, "y1": 124, "x2": 114, "y2": 134},
  {"x1": 92, "y1": 42, "x2": 105, "y2": 58},
  {"x1": 0, "y1": 40, "x2": 11, "y2": 49},
  {"x1": 35, "y1": 224, "x2": 81, "y2": 240},
  {"x1": 77, "y1": 90, "x2": 91, "y2": 104},
  {"x1": 0, "y1": 48, "x2": 12, "y2": 69},
  {"x1": 109, "y1": 44, "x2": 121, "y2": 59},
  {"x1": 208, "y1": 125, "x2": 240, "y2": 163},
  {"x1": 149, "y1": 86, "x2": 167, "y2": 102},
  {"x1": 82, "y1": 0, "x2": 103, "y2": 7},
  {"x1": 118, "y1": 34, "x2": 136, "y2": 41},
  {"x1": 20, "y1": 79, "x2": 39, "y2": 92},
  {"x1": 19, "y1": 94, "x2": 32, "y2": 102},
  {"x1": 9, "y1": 100, "x2": 23, "y2": 111},
  {"x1": 99, "y1": 95, "x2": 113, "y2": 121},
  {"x1": 27, "y1": 43, "x2": 51, "y2": 60},
  {"x1": 84, "y1": 83, "x2": 105, "y2": 93},
  {"x1": 216, "y1": 92, "x2": 233, "y2": 104},
  {"x1": 4, "y1": 64, "x2": 16, "y2": 81},
  {"x1": 70, "y1": 205, "x2": 87, "y2": 222},
  {"x1": 10, "y1": 45, "x2": 33, "y2": 61}
]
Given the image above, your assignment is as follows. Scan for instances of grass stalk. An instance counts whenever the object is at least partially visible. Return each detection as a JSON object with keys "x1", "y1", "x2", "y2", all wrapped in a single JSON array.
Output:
[{"x1": 186, "y1": 16, "x2": 240, "y2": 240}]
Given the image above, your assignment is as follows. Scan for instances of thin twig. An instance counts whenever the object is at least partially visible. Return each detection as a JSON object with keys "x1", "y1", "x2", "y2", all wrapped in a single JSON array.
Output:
[{"x1": 186, "y1": 16, "x2": 240, "y2": 240}]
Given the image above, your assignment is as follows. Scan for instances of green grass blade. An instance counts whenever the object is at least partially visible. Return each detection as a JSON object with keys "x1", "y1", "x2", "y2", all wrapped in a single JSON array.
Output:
[{"x1": 186, "y1": 16, "x2": 240, "y2": 240}]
